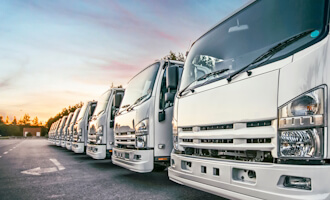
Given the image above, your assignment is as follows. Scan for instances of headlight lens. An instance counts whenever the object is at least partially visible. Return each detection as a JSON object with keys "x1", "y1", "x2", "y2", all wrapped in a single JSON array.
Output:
[
  {"x1": 135, "y1": 119, "x2": 148, "y2": 136},
  {"x1": 96, "y1": 135, "x2": 103, "y2": 144},
  {"x1": 78, "y1": 128, "x2": 82, "y2": 135},
  {"x1": 290, "y1": 94, "x2": 318, "y2": 116},
  {"x1": 97, "y1": 126, "x2": 103, "y2": 135},
  {"x1": 136, "y1": 135, "x2": 147, "y2": 148},
  {"x1": 279, "y1": 128, "x2": 323, "y2": 158},
  {"x1": 279, "y1": 87, "x2": 324, "y2": 118}
]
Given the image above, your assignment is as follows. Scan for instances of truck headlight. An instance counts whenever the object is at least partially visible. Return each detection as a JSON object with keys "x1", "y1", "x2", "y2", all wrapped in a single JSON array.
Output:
[
  {"x1": 96, "y1": 135, "x2": 103, "y2": 144},
  {"x1": 279, "y1": 87, "x2": 324, "y2": 118},
  {"x1": 278, "y1": 86, "x2": 326, "y2": 159},
  {"x1": 136, "y1": 135, "x2": 147, "y2": 148},
  {"x1": 279, "y1": 128, "x2": 323, "y2": 158},
  {"x1": 172, "y1": 118, "x2": 179, "y2": 150},
  {"x1": 78, "y1": 128, "x2": 82, "y2": 135},
  {"x1": 97, "y1": 126, "x2": 103, "y2": 136},
  {"x1": 135, "y1": 119, "x2": 148, "y2": 136}
]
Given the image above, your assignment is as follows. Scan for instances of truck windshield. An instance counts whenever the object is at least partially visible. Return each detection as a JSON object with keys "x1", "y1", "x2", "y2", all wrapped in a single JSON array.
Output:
[
  {"x1": 93, "y1": 90, "x2": 111, "y2": 117},
  {"x1": 70, "y1": 109, "x2": 80, "y2": 125},
  {"x1": 119, "y1": 62, "x2": 160, "y2": 112},
  {"x1": 180, "y1": 0, "x2": 327, "y2": 91},
  {"x1": 77, "y1": 102, "x2": 88, "y2": 121},
  {"x1": 64, "y1": 114, "x2": 72, "y2": 126}
]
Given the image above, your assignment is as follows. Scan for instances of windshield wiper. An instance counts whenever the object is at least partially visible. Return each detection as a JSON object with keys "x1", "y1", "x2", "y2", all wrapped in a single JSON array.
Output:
[
  {"x1": 126, "y1": 94, "x2": 150, "y2": 111},
  {"x1": 227, "y1": 29, "x2": 314, "y2": 83},
  {"x1": 179, "y1": 68, "x2": 229, "y2": 96},
  {"x1": 121, "y1": 104, "x2": 130, "y2": 108}
]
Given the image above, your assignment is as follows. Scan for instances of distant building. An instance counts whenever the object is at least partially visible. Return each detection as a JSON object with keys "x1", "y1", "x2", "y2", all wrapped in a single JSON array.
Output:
[{"x1": 23, "y1": 127, "x2": 42, "y2": 137}]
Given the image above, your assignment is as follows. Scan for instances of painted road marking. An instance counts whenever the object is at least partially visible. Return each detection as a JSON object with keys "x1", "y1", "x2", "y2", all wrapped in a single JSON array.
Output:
[
  {"x1": 49, "y1": 159, "x2": 65, "y2": 170},
  {"x1": 21, "y1": 159, "x2": 65, "y2": 176},
  {"x1": 0, "y1": 156, "x2": 2, "y2": 158},
  {"x1": 9, "y1": 149, "x2": 12, "y2": 151},
  {"x1": 3, "y1": 152, "x2": 8, "y2": 154},
  {"x1": 21, "y1": 167, "x2": 58, "y2": 176}
]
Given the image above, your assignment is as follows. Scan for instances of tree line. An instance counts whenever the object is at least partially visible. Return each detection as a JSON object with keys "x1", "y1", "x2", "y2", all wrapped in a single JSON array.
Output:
[
  {"x1": 0, "y1": 114, "x2": 42, "y2": 126},
  {"x1": 45, "y1": 102, "x2": 84, "y2": 130}
]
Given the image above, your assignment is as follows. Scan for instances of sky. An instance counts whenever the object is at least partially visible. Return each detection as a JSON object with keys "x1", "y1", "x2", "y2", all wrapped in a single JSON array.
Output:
[{"x1": 0, "y1": 0, "x2": 247, "y2": 123}]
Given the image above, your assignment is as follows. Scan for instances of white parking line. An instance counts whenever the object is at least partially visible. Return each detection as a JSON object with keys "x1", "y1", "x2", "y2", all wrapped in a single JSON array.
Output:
[
  {"x1": 49, "y1": 159, "x2": 65, "y2": 170},
  {"x1": 3, "y1": 152, "x2": 8, "y2": 154},
  {"x1": 9, "y1": 149, "x2": 12, "y2": 151}
]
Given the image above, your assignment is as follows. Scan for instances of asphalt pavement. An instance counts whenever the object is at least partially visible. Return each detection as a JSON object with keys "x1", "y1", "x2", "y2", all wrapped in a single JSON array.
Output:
[{"x1": 0, "y1": 139, "x2": 225, "y2": 200}]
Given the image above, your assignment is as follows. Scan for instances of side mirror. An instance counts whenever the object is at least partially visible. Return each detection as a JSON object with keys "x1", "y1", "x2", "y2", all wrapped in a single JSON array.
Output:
[
  {"x1": 159, "y1": 110, "x2": 165, "y2": 122},
  {"x1": 114, "y1": 94, "x2": 122, "y2": 108},
  {"x1": 166, "y1": 65, "x2": 179, "y2": 89},
  {"x1": 165, "y1": 92, "x2": 175, "y2": 103}
]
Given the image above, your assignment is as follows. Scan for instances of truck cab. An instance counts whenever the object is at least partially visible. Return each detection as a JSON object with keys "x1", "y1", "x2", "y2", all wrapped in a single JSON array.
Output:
[
  {"x1": 66, "y1": 108, "x2": 81, "y2": 150},
  {"x1": 48, "y1": 122, "x2": 55, "y2": 143},
  {"x1": 72, "y1": 101, "x2": 97, "y2": 153},
  {"x1": 54, "y1": 118, "x2": 62, "y2": 145},
  {"x1": 87, "y1": 88, "x2": 124, "y2": 159},
  {"x1": 61, "y1": 112, "x2": 73, "y2": 148},
  {"x1": 112, "y1": 60, "x2": 183, "y2": 173},
  {"x1": 53, "y1": 120, "x2": 60, "y2": 144},
  {"x1": 56, "y1": 116, "x2": 67, "y2": 146},
  {"x1": 169, "y1": 1, "x2": 330, "y2": 199}
]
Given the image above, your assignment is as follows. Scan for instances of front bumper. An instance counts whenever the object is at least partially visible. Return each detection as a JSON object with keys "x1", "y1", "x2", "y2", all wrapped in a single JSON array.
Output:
[
  {"x1": 112, "y1": 148, "x2": 154, "y2": 173},
  {"x1": 168, "y1": 153, "x2": 330, "y2": 200},
  {"x1": 86, "y1": 144, "x2": 106, "y2": 159},
  {"x1": 55, "y1": 139, "x2": 61, "y2": 146},
  {"x1": 66, "y1": 141, "x2": 72, "y2": 150},
  {"x1": 72, "y1": 142, "x2": 85, "y2": 153},
  {"x1": 61, "y1": 140, "x2": 66, "y2": 148}
]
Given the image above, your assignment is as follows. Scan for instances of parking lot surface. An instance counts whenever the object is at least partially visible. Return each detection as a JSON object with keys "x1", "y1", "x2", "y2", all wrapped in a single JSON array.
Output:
[{"x1": 0, "y1": 139, "x2": 224, "y2": 200}]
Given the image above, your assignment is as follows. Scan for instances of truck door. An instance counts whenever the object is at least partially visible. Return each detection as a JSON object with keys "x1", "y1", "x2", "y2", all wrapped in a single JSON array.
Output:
[{"x1": 154, "y1": 64, "x2": 183, "y2": 158}]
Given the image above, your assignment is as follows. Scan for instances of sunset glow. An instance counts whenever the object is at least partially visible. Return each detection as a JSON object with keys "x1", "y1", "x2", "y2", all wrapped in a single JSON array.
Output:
[{"x1": 0, "y1": 0, "x2": 247, "y2": 123}]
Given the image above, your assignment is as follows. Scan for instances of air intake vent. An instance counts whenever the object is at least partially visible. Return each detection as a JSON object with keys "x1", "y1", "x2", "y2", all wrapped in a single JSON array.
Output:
[
  {"x1": 201, "y1": 139, "x2": 233, "y2": 144},
  {"x1": 183, "y1": 139, "x2": 193, "y2": 143},
  {"x1": 200, "y1": 124, "x2": 233, "y2": 131},
  {"x1": 182, "y1": 127, "x2": 193, "y2": 132},
  {"x1": 247, "y1": 138, "x2": 271, "y2": 143},
  {"x1": 247, "y1": 120, "x2": 271, "y2": 128}
]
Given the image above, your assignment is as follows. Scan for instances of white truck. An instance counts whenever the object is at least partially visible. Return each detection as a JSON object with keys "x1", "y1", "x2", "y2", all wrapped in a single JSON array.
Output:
[
  {"x1": 168, "y1": 0, "x2": 330, "y2": 199},
  {"x1": 66, "y1": 108, "x2": 81, "y2": 150},
  {"x1": 72, "y1": 101, "x2": 97, "y2": 153},
  {"x1": 112, "y1": 60, "x2": 183, "y2": 172},
  {"x1": 87, "y1": 88, "x2": 124, "y2": 159},
  {"x1": 56, "y1": 116, "x2": 67, "y2": 146},
  {"x1": 53, "y1": 120, "x2": 61, "y2": 144},
  {"x1": 48, "y1": 122, "x2": 56, "y2": 143},
  {"x1": 61, "y1": 112, "x2": 74, "y2": 148}
]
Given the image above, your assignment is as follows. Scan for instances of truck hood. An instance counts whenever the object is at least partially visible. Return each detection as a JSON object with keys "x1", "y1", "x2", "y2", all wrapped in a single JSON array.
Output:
[{"x1": 177, "y1": 57, "x2": 292, "y2": 127}]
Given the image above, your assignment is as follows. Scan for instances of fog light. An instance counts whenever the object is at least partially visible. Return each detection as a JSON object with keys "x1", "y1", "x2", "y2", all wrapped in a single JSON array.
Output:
[
  {"x1": 283, "y1": 176, "x2": 311, "y2": 190},
  {"x1": 134, "y1": 155, "x2": 141, "y2": 160}
]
